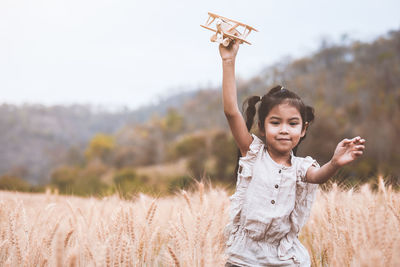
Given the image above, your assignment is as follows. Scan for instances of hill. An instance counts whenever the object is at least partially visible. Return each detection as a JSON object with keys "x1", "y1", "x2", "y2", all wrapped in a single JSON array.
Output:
[{"x1": 0, "y1": 29, "x2": 399, "y2": 186}]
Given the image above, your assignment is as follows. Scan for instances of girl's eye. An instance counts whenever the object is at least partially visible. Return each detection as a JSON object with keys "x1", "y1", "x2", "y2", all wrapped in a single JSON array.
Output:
[
  {"x1": 290, "y1": 122, "x2": 299, "y2": 126},
  {"x1": 270, "y1": 121, "x2": 279, "y2": 125}
]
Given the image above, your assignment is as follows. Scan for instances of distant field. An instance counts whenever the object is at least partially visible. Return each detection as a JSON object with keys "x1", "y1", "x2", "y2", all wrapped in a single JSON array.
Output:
[{"x1": 0, "y1": 179, "x2": 399, "y2": 266}]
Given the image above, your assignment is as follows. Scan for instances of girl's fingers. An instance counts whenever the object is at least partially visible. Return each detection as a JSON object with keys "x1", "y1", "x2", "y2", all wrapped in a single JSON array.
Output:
[
  {"x1": 341, "y1": 138, "x2": 352, "y2": 146},
  {"x1": 340, "y1": 137, "x2": 366, "y2": 151},
  {"x1": 345, "y1": 136, "x2": 366, "y2": 145},
  {"x1": 343, "y1": 136, "x2": 359, "y2": 143},
  {"x1": 352, "y1": 151, "x2": 363, "y2": 156},
  {"x1": 353, "y1": 138, "x2": 365, "y2": 144}
]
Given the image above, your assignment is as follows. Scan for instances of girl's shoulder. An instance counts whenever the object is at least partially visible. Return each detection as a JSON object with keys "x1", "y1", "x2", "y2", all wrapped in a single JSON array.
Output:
[
  {"x1": 237, "y1": 134, "x2": 264, "y2": 176},
  {"x1": 239, "y1": 134, "x2": 264, "y2": 160},
  {"x1": 292, "y1": 155, "x2": 320, "y2": 182},
  {"x1": 292, "y1": 155, "x2": 319, "y2": 166}
]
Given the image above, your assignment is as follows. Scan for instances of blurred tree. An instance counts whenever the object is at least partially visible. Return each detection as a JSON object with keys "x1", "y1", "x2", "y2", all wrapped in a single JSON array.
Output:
[
  {"x1": 162, "y1": 108, "x2": 184, "y2": 137},
  {"x1": 211, "y1": 132, "x2": 237, "y2": 182},
  {"x1": 113, "y1": 168, "x2": 138, "y2": 197},
  {"x1": 167, "y1": 134, "x2": 209, "y2": 179},
  {"x1": 0, "y1": 175, "x2": 31, "y2": 192},
  {"x1": 168, "y1": 175, "x2": 193, "y2": 193},
  {"x1": 187, "y1": 150, "x2": 207, "y2": 180},
  {"x1": 50, "y1": 162, "x2": 108, "y2": 196},
  {"x1": 50, "y1": 166, "x2": 79, "y2": 194},
  {"x1": 74, "y1": 171, "x2": 108, "y2": 196},
  {"x1": 113, "y1": 168, "x2": 149, "y2": 198},
  {"x1": 85, "y1": 134, "x2": 115, "y2": 163},
  {"x1": 168, "y1": 135, "x2": 207, "y2": 160},
  {"x1": 65, "y1": 146, "x2": 85, "y2": 167}
]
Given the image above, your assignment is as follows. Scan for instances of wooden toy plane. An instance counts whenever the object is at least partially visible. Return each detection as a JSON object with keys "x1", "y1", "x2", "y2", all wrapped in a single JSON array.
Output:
[{"x1": 200, "y1": 12, "x2": 258, "y2": 47}]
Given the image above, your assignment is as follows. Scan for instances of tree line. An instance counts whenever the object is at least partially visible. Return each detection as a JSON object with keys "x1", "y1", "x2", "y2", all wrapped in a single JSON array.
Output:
[{"x1": 1, "y1": 29, "x2": 399, "y2": 196}]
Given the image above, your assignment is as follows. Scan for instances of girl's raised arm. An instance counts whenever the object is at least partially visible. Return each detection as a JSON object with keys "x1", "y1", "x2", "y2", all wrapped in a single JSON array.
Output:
[{"x1": 219, "y1": 41, "x2": 253, "y2": 156}]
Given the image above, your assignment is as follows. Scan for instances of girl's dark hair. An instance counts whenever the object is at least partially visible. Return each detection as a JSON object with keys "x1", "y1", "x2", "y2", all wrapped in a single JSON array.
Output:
[
  {"x1": 234, "y1": 85, "x2": 315, "y2": 174},
  {"x1": 245, "y1": 85, "x2": 315, "y2": 151}
]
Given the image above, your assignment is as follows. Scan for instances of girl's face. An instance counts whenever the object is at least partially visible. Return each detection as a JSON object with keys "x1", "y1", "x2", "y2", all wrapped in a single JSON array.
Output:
[{"x1": 260, "y1": 102, "x2": 306, "y2": 156}]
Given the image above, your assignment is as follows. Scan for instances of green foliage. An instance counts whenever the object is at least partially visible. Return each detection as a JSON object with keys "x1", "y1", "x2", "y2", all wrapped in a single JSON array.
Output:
[
  {"x1": 50, "y1": 163, "x2": 108, "y2": 197},
  {"x1": 169, "y1": 134, "x2": 210, "y2": 179},
  {"x1": 113, "y1": 168, "x2": 150, "y2": 198},
  {"x1": 50, "y1": 166, "x2": 79, "y2": 193},
  {"x1": 0, "y1": 175, "x2": 31, "y2": 192},
  {"x1": 187, "y1": 150, "x2": 207, "y2": 179},
  {"x1": 85, "y1": 134, "x2": 115, "y2": 163},
  {"x1": 162, "y1": 108, "x2": 184, "y2": 136},
  {"x1": 211, "y1": 132, "x2": 237, "y2": 182},
  {"x1": 167, "y1": 175, "x2": 194, "y2": 193},
  {"x1": 168, "y1": 135, "x2": 206, "y2": 160},
  {"x1": 113, "y1": 168, "x2": 138, "y2": 185},
  {"x1": 167, "y1": 131, "x2": 238, "y2": 182},
  {"x1": 74, "y1": 165, "x2": 108, "y2": 196}
]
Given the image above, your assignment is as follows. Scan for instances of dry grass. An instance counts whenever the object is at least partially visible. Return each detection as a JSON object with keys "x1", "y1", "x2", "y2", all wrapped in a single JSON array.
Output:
[
  {"x1": 302, "y1": 178, "x2": 400, "y2": 267},
  {"x1": 0, "y1": 177, "x2": 399, "y2": 266}
]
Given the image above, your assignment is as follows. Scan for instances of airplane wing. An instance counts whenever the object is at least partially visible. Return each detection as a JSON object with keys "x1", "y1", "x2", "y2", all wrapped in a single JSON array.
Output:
[
  {"x1": 208, "y1": 12, "x2": 258, "y2": 32},
  {"x1": 223, "y1": 32, "x2": 252, "y2": 45},
  {"x1": 200, "y1": 25, "x2": 217, "y2": 33}
]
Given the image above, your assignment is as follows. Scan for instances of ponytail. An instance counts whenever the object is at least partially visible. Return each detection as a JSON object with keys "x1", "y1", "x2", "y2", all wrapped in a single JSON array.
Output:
[
  {"x1": 305, "y1": 105, "x2": 315, "y2": 124},
  {"x1": 233, "y1": 95, "x2": 261, "y2": 177},
  {"x1": 243, "y1": 95, "x2": 261, "y2": 131},
  {"x1": 293, "y1": 105, "x2": 315, "y2": 155}
]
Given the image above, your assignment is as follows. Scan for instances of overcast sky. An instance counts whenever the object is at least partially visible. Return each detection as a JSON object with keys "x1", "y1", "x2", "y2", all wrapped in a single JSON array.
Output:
[{"x1": 1, "y1": 0, "x2": 399, "y2": 110}]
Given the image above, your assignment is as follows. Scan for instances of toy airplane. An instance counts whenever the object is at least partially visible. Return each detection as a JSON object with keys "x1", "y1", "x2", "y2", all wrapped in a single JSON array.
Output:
[{"x1": 200, "y1": 12, "x2": 258, "y2": 47}]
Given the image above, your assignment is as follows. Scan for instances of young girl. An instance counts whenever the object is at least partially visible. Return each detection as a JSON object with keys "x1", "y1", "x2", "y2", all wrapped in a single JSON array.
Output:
[{"x1": 220, "y1": 41, "x2": 366, "y2": 267}]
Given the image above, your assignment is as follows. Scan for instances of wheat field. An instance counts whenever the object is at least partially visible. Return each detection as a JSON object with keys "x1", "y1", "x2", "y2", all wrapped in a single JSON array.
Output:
[{"x1": 1, "y1": 178, "x2": 399, "y2": 267}]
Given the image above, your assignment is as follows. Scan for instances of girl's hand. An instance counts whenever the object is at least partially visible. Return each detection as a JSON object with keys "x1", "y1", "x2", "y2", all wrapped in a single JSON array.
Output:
[
  {"x1": 331, "y1": 136, "x2": 366, "y2": 167},
  {"x1": 219, "y1": 39, "x2": 240, "y2": 62}
]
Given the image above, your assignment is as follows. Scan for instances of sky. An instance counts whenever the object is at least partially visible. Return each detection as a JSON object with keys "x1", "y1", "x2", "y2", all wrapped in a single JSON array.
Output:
[{"x1": 0, "y1": 0, "x2": 399, "y2": 110}]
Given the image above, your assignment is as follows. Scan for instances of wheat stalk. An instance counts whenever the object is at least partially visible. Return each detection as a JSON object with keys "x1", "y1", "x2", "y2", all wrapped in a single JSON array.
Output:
[
  {"x1": 1, "y1": 178, "x2": 400, "y2": 266},
  {"x1": 167, "y1": 245, "x2": 180, "y2": 267}
]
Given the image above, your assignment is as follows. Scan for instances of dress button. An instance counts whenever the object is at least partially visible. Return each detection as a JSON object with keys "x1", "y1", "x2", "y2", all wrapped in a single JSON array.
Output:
[
  {"x1": 279, "y1": 169, "x2": 282, "y2": 173},
  {"x1": 275, "y1": 184, "x2": 279, "y2": 188},
  {"x1": 271, "y1": 200, "x2": 275, "y2": 204}
]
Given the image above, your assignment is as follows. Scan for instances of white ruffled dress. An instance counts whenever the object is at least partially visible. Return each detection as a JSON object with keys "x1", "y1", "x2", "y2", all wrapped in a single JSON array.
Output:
[{"x1": 224, "y1": 134, "x2": 319, "y2": 267}]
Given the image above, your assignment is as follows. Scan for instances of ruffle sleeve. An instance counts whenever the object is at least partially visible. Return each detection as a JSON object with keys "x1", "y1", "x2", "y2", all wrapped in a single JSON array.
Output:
[
  {"x1": 224, "y1": 134, "x2": 264, "y2": 246},
  {"x1": 278, "y1": 156, "x2": 320, "y2": 262},
  {"x1": 236, "y1": 134, "x2": 264, "y2": 179}
]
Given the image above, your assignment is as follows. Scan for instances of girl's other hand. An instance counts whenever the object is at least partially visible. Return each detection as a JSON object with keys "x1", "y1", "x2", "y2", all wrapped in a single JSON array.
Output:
[
  {"x1": 331, "y1": 136, "x2": 366, "y2": 167},
  {"x1": 219, "y1": 39, "x2": 239, "y2": 62}
]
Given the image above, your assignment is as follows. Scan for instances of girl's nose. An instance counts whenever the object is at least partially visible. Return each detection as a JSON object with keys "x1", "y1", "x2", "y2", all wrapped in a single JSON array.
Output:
[{"x1": 280, "y1": 125, "x2": 289, "y2": 134}]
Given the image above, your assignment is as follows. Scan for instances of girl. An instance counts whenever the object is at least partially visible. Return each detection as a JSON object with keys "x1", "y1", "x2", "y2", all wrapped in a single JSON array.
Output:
[{"x1": 220, "y1": 40, "x2": 365, "y2": 267}]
